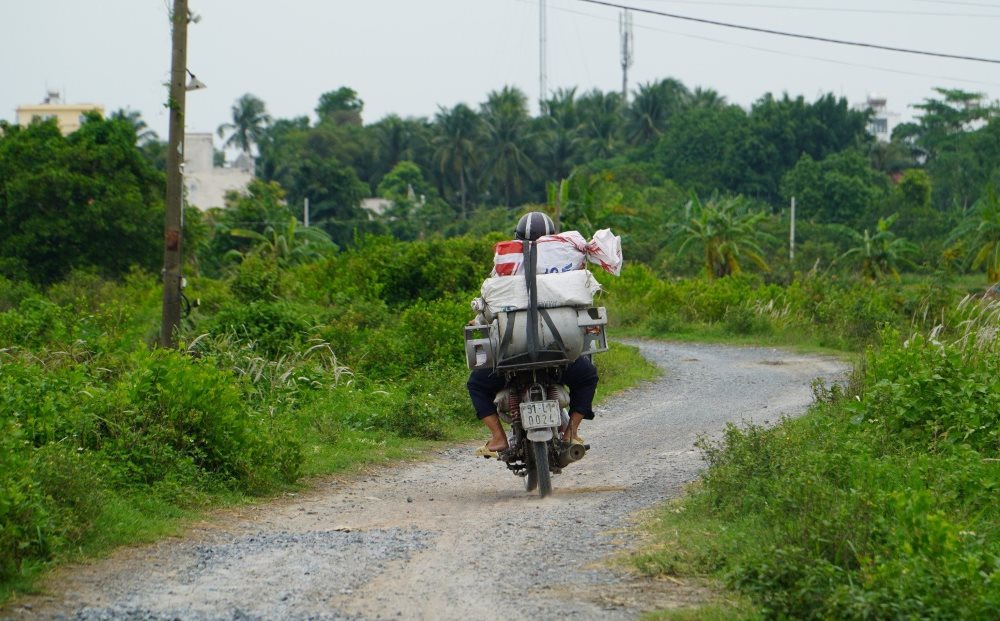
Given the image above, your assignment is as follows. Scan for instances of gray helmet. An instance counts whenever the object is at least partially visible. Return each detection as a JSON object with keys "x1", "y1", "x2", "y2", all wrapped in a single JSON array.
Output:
[{"x1": 515, "y1": 211, "x2": 557, "y2": 241}]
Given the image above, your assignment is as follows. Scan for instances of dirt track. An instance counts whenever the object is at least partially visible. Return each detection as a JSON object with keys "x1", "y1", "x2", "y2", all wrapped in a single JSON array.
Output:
[{"x1": 4, "y1": 340, "x2": 846, "y2": 621}]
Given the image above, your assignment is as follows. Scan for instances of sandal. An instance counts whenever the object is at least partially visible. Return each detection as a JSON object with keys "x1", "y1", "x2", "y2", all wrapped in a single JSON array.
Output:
[{"x1": 475, "y1": 443, "x2": 500, "y2": 459}]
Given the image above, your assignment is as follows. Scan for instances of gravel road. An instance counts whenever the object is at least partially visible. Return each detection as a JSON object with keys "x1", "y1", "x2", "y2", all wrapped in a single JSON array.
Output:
[{"x1": 4, "y1": 340, "x2": 846, "y2": 621}]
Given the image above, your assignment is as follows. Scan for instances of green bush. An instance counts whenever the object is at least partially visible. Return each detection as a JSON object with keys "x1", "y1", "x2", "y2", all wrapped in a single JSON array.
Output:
[
  {"x1": 723, "y1": 304, "x2": 773, "y2": 336},
  {"x1": 230, "y1": 254, "x2": 281, "y2": 303},
  {"x1": 100, "y1": 348, "x2": 301, "y2": 491},
  {"x1": 861, "y1": 332, "x2": 1000, "y2": 455},
  {"x1": 643, "y1": 325, "x2": 1000, "y2": 619},
  {"x1": 0, "y1": 296, "x2": 70, "y2": 347},
  {"x1": 0, "y1": 275, "x2": 36, "y2": 312},
  {"x1": 199, "y1": 301, "x2": 310, "y2": 356}
]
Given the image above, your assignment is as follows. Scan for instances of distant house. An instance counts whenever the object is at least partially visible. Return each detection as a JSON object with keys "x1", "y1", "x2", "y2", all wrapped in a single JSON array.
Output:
[
  {"x1": 183, "y1": 133, "x2": 253, "y2": 210},
  {"x1": 853, "y1": 94, "x2": 901, "y2": 143},
  {"x1": 360, "y1": 185, "x2": 424, "y2": 217},
  {"x1": 16, "y1": 90, "x2": 104, "y2": 135},
  {"x1": 360, "y1": 198, "x2": 393, "y2": 216}
]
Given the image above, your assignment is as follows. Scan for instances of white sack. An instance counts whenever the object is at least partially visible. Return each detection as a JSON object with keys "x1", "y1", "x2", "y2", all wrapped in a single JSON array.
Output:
[
  {"x1": 492, "y1": 231, "x2": 588, "y2": 276},
  {"x1": 481, "y1": 270, "x2": 601, "y2": 312},
  {"x1": 492, "y1": 229, "x2": 623, "y2": 277},
  {"x1": 586, "y1": 228, "x2": 623, "y2": 276}
]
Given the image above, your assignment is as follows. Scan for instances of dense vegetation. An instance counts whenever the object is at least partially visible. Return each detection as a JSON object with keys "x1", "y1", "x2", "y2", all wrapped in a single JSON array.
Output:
[
  {"x1": 3, "y1": 76, "x2": 1000, "y2": 616},
  {"x1": 635, "y1": 306, "x2": 1000, "y2": 619},
  {"x1": 197, "y1": 83, "x2": 1000, "y2": 279}
]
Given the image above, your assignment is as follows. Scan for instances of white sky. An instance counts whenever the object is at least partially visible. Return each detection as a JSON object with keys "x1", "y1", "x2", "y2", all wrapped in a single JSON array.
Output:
[{"x1": 4, "y1": 0, "x2": 1000, "y2": 142}]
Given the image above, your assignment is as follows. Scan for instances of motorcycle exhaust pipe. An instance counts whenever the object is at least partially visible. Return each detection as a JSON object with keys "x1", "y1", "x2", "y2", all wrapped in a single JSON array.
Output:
[{"x1": 557, "y1": 442, "x2": 588, "y2": 467}]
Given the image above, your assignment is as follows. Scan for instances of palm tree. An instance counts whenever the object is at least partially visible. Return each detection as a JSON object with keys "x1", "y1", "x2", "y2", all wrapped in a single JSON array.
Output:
[
  {"x1": 479, "y1": 86, "x2": 538, "y2": 207},
  {"x1": 837, "y1": 214, "x2": 916, "y2": 281},
  {"x1": 948, "y1": 186, "x2": 1000, "y2": 281},
  {"x1": 689, "y1": 87, "x2": 727, "y2": 110},
  {"x1": 217, "y1": 93, "x2": 271, "y2": 156},
  {"x1": 576, "y1": 89, "x2": 622, "y2": 160},
  {"x1": 675, "y1": 193, "x2": 770, "y2": 279},
  {"x1": 626, "y1": 78, "x2": 691, "y2": 146},
  {"x1": 110, "y1": 108, "x2": 158, "y2": 144},
  {"x1": 432, "y1": 103, "x2": 481, "y2": 217},
  {"x1": 539, "y1": 87, "x2": 582, "y2": 182},
  {"x1": 373, "y1": 115, "x2": 432, "y2": 170}
]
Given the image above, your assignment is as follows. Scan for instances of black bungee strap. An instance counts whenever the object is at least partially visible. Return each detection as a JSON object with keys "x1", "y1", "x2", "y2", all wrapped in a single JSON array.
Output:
[{"x1": 524, "y1": 239, "x2": 539, "y2": 362}]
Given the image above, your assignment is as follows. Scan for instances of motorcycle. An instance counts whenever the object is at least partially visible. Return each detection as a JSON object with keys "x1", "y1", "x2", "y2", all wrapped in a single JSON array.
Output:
[{"x1": 464, "y1": 241, "x2": 609, "y2": 497}]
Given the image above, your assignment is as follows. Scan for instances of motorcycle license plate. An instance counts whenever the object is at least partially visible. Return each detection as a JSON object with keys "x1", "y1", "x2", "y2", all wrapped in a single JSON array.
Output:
[{"x1": 521, "y1": 400, "x2": 560, "y2": 430}]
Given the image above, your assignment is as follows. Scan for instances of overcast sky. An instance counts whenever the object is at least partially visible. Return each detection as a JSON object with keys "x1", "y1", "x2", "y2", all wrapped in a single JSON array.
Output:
[{"x1": 5, "y1": 0, "x2": 1000, "y2": 143}]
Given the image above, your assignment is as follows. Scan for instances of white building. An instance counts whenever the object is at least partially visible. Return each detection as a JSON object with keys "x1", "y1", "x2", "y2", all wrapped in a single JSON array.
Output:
[
  {"x1": 183, "y1": 133, "x2": 253, "y2": 210},
  {"x1": 853, "y1": 94, "x2": 901, "y2": 143}
]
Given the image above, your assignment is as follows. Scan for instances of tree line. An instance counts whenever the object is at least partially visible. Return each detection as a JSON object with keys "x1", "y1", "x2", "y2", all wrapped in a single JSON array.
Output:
[{"x1": 3, "y1": 78, "x2": 1000, "y2": 284}]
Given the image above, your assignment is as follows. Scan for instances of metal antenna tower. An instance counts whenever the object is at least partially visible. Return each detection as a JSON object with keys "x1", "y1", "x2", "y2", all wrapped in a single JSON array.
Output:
[
  {"x1": 620, "y1": 9, "x2": 634, "y2": 107},
  {"x1": 540, "y1": 0, "x2": 548, "y2": 112}
]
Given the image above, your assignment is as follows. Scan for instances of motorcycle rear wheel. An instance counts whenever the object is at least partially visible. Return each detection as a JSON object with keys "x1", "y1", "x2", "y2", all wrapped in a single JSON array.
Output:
[
  {"x1": 524, "y1": 467, "x2": 538, "y2": 492},
  {"x1": 531, "y1": 440, "x2": 552, "y2": 498}
]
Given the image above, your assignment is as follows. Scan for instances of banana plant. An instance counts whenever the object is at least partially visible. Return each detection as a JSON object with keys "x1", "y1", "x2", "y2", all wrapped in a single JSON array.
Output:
[{"x1": 227, "y1": 217, "x2": 336, "y2": 266}]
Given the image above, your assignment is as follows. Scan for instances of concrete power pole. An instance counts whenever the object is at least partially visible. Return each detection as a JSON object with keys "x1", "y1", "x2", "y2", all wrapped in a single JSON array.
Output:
[
  {"x1": 620, "y1": 9, "x2": 634, "y2": 107},
  {"x1": 160, "y1": 0, "x2": 189, "y2": 348},
  {"x1": 539, "y1": 0, "x2": 548, "y2": 112}
]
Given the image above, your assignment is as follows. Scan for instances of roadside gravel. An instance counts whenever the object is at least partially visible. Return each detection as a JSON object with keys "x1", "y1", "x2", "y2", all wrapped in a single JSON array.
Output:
[{"x1": 4, "y1": 340, "x2": 847, "y2": 621}]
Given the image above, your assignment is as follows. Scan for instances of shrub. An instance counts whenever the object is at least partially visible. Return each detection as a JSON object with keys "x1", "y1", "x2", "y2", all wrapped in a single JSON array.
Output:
[
  {"x1": 646, "y1": 321, "x2": 1000, "y2": 619},
  {"x1": 230, "y1": 254, "x2": 280, "y2": 303},
  {"x1": 98, "y1": 348, "x2": 302, "y2": 491},
  {"x1": 0, "y1": 296, "x2": 70, "y2": 347},
  {"x1": 199, "y1": 301, "x2": 310, "y2": 356}
]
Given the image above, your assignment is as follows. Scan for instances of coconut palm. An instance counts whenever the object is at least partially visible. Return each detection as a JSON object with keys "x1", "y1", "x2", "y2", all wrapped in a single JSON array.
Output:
[
  {"x1": 539, "y1": 87, "x2": 582, "y2": 182},
  {"x1": 948, "y1": 186, "x2": 1000, "y2": 281},
  {"x1": 479, "y1": 86, "x2": 538, "y2": 207},
  {"x1": 689, "y1": 87, "x2": 728, "y2": 110},
  {"x1": 110, "y1": 108, "x2": 158, "y2": 144},
  {"x1": 217, "y1": 93, "x2": 271, "y2": 155},
  {"x1": 372, "y1": 114, "x2": 430, "y2": 175},
  {"x1": 837, "y1": 214, "x2": 916, "y2": 281},
  {"x1": 432, "y1": 103, "x2": 481, "y2": 217},
  {"x1": 675, "y1": 193, "x2": 770, "y2": 279},
  {"x1": 576, "y1": 89, "x2": 622, "y2": 159},
  {"x1": 626, "y1": 78, "x2": 691, "y2": 146}
]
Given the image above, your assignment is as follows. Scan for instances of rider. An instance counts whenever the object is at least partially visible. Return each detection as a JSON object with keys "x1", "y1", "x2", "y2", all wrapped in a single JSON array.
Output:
[{"x1": 467, "y1": 211, "x2": 599, "y2": 457}]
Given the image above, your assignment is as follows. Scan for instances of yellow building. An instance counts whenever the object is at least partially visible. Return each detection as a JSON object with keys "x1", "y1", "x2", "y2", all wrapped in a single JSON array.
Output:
[{"x1": 16, "y1": 91, "x2": 104, "y2": 135}]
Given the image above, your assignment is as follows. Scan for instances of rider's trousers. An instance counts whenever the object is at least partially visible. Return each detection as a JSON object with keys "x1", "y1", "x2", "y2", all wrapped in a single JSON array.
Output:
[{"x1": 466, "y1": 356, "x2": 599, "y2": 420}]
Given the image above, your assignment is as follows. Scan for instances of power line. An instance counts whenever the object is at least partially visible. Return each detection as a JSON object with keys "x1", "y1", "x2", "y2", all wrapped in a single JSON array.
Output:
[
  {"x1": 910, "y1": 0, "x2": 1000, "y2": 8},
  {"x1": 636, "y1": 0, "x2": 1000, "y2": 18},
  {"x1": 573, "y1": 0, "x2": 1000, "y2": 64},
  {"x1": 521, "y1": 0, "x2": 1000, "y2": 88}
]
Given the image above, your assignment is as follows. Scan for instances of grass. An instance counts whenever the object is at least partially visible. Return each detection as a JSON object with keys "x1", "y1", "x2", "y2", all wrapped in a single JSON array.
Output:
[
  {"x1": 642, "y1": 601, "x2": 760, "y2": 621},
  {"x1": 595, "y1": 340, "x2": 663, "y2": 397}
]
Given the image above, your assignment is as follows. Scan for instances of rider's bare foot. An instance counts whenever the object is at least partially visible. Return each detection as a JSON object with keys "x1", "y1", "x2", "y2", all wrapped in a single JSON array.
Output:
[
  {"x1": 485, "y1": 436, "x2": 509, "y2": 452},
  {"x1": 563, "y1": 411, "x2": 585, "y2": 443},
  {"x1": 481, "y1": 414, "x2": 509, "y2": 452}
]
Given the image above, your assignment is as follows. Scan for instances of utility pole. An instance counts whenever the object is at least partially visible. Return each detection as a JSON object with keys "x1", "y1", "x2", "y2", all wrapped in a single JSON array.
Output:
[
  {"x1": 304, "y1": 198, "x2": 310, "y2": 228},
  {"x1": 539, "y1": 0, "x2": 548, "y2": 113},
  {"x1": 620, "y1": 9, "x2": 634, "y2": 108},
  {"x1": 160, "y1": 0, "x2": 188, "y2": 348},
  {"x1": 789, "y1": 196, "x2": 796, "y2": 261}
]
